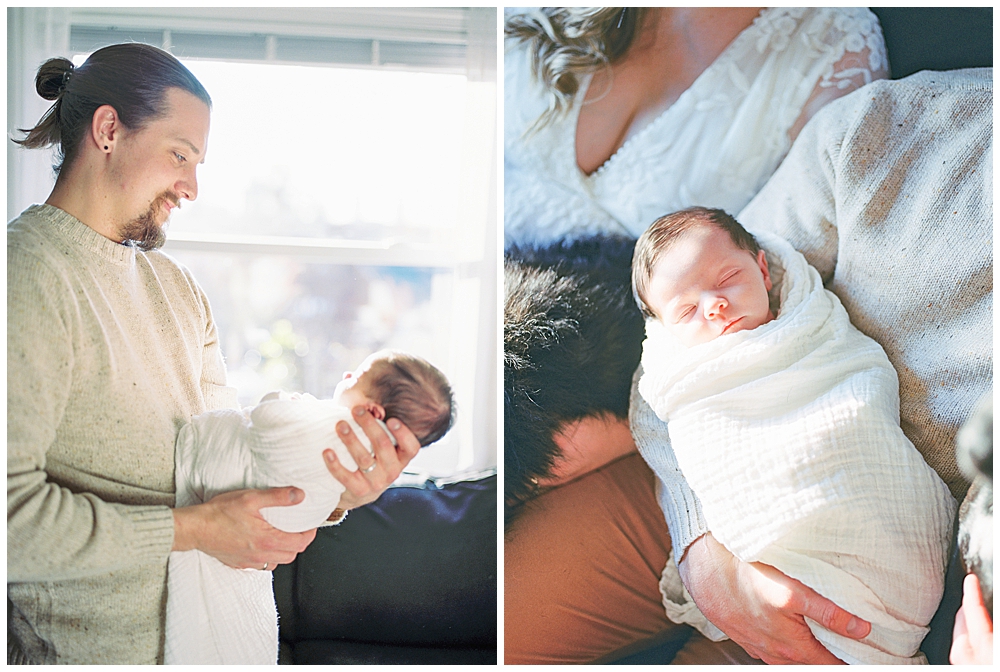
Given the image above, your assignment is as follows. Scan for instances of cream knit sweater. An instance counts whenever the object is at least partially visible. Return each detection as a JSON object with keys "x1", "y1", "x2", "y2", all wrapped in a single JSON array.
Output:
[{"x1": 7, "y1": 204, "x2": 238, "y2": 664}]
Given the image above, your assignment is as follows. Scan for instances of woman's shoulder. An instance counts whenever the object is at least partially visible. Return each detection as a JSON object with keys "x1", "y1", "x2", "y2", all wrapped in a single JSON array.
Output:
[
  {"x1": 750, "y1": 8, "x2": 886, "y2": 73},
  {"x1": 752, "y1": 8, "x2": 882, "y2": 49}
]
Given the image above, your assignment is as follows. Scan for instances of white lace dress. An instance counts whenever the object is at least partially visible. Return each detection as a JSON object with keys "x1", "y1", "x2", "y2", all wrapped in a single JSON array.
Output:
[{"x1": 504, "y1": 7, "x2": 887, "y2": 248}]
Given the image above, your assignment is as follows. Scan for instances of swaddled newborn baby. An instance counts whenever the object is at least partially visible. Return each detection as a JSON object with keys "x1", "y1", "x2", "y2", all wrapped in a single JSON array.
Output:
[
  {"x1": 631, "y1": 207, "x2": 956, "y2": 664},
  {"x1": 165, "y1": 350, "x2": 454, "y2": 665}
]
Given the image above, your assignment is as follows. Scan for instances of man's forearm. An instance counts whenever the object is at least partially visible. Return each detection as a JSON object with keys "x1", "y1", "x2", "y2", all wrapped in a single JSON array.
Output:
[{"x1": 7, "y1": 468, "x2": 175, "y2": 582}]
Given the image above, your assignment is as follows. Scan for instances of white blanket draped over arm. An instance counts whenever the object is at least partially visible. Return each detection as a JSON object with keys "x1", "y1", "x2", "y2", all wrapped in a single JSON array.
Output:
[
  {"x1": 164, "y1": 394, "x2": 378, "y2": 665},
  {"x1": 638, "y1": 233, "x2": 956, "y2": 664}
]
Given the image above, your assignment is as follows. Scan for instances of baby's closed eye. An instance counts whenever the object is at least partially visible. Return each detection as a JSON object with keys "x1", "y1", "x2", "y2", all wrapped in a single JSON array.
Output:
[{"x1": 719, "y1": 269, "x2": 740, "y2": 284}]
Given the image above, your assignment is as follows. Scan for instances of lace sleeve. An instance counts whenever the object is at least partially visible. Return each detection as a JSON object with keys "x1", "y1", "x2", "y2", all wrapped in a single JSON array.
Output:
[{"x1": 789, "y1": 9, "x2": 889, "y2": 141}]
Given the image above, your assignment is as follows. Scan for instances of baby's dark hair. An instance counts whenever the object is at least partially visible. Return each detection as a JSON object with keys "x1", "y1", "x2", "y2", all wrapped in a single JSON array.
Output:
[
  {"x1": 365, "y1": 351, "x2": 455, "y2": 447},
  {"x1": 632, "y1": 206, "x2": 761, "y2": 319}
]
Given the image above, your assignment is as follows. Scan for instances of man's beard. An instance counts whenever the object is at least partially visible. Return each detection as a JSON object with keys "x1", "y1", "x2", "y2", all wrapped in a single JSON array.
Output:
[{"x1": 120, "y1": 193, "x2": 175, "y2": 251}]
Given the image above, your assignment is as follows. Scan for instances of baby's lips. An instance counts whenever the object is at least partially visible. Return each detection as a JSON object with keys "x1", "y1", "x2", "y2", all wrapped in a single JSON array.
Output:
[{"x1": 721, "y1": 316, "x2": 743, "y2": 335}]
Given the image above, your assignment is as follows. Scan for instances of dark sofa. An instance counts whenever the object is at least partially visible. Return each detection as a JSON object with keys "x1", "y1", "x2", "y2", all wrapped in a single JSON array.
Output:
[{"x1": 274, "y1": 473, "x2": 497, "y2": 664}]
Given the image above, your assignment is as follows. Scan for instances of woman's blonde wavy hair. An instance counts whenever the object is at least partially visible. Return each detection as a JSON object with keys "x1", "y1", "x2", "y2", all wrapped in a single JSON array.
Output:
[{"x1": 505, "y1": 7, "x2": 648, "y2": 131}]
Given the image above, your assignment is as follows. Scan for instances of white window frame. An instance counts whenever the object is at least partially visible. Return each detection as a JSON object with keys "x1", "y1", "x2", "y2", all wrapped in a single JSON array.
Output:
[{"x1": 6, "y1": 7, "x2": 498, "y2": 474}]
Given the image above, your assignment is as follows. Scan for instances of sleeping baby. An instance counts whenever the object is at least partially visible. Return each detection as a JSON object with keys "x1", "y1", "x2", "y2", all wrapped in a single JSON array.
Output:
[
  {"x1": 164, "y1": 350, "x2": 454, "y2": 665},
  {"x1": 631, "y1": 207, "x2": 956, "y2": 664}
]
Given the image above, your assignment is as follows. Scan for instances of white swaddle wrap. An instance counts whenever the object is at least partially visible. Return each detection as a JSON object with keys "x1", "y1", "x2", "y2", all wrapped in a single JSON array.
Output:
[
  {"x1": 638, "y1": 233, "x2": 956, "y2": 664},
  {"x1": 164, "y1": 392, "x2": 390, "y2": 665}
]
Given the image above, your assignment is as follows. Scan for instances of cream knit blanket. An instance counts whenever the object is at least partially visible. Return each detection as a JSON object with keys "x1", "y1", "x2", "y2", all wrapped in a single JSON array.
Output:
[
  {"x1": 638, "y1": 233, "x2": 956, "y2": 664},
  {"x1": 164, "y1": 393, "x2": 385, "y2": 665}
]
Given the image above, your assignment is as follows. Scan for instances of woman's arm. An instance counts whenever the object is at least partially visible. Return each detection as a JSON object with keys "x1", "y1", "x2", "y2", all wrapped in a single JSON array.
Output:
[
  {"x1": 788, "y1": 43, "x2": 889, "y2": 143},
  {"x1": 786, "y1": 9, "x2": 889, "y2": 143}
]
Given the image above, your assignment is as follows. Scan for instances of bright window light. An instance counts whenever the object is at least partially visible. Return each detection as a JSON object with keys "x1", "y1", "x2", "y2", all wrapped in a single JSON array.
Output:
[{"x1": 170, "y1": 60, "x2": 468, "y2": 245}]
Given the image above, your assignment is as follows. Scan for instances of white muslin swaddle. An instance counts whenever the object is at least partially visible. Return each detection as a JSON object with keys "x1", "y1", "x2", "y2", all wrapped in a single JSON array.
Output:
[
  {"x1": 638, "y1": 233, "x2": 956, "y2": 664},
  {"x1": 164, "y1": 392, "x2": 392, "y2": 665}
]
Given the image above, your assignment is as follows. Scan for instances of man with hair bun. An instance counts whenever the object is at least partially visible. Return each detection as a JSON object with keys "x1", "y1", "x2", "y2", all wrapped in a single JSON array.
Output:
[{"x1": 7, "y1": 43, "x2": 422, "y2": 664}]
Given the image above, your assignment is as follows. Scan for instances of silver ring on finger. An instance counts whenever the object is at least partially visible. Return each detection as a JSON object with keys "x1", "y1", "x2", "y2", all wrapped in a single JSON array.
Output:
[
  {"x1": 361, "y1": 461, "x2": 377, "y2": 474},
  {"x1": 262, "y1": 562, "x2": 269, "y2": 571}
]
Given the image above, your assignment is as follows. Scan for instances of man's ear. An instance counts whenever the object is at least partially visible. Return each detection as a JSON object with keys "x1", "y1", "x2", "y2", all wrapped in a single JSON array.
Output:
[
  {"x1": 91, "y1": 104, "x2": 121, "y2": 153},
  {"x1": 757, "y1": 249, "x2": 772, "y2": 292}
]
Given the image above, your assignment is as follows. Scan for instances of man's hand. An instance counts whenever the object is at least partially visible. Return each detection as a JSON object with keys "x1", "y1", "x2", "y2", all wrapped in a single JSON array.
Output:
[
  {"x1": 679, "y1": 533, "x2": 870, "y2": 664},
  {"x1": 172, "y1": 486, "x2": 317, "y2": 570},
  {"x1": 951, "y1": 573, "x2": 994, "y2": 665},
  {"x1": 323, "y1": 406, "x2": 421, "y2": 511}
]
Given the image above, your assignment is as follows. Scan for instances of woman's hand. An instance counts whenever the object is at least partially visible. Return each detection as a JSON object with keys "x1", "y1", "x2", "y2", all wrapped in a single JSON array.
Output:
[
  {"x1": 950, "y1": 573, "x2": 994, "y2": 665},
  {"x1": 323, "y1": 406, "x2": 421, "y2": 511},
  {"x1": 172, "y1": 486, "x2": 317, "y2": 570},
  {"x1": 679, "y1": 533, "x2": 870, "y2": 664}
]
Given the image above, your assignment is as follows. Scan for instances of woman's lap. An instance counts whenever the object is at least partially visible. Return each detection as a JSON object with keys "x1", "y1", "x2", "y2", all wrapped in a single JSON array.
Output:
[{"x1": 503, "y1": 452, "x2": 679, "y2": 663}]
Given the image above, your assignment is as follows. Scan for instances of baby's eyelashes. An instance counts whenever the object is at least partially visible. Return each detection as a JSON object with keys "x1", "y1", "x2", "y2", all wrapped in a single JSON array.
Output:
[
  {"x1": 720, "y1": 269, "x2": 740, "y2": 283},
  {"x1": 674, "y1": 305, "x2": 695, "y2": 323}
]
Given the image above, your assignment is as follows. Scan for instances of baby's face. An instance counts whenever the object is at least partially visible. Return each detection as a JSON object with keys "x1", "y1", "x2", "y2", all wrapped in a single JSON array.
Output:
[
  {"x1": 645, "y1": 224, "x2": 774, "y2": 347},
  {"x1": 332, "y1": 354, "x2": 388, "y2": 420}
]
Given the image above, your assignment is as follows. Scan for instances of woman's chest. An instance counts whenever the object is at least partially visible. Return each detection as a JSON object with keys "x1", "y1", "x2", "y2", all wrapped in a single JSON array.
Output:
[{"x1": 575, "y1": 8, "x2": 763, "y2": 175}]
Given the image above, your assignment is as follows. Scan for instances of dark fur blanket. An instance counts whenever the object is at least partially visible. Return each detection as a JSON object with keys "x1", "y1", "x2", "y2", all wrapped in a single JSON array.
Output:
[{"x1": 504, "y1": 236, "x2": 644, "y2": 521}]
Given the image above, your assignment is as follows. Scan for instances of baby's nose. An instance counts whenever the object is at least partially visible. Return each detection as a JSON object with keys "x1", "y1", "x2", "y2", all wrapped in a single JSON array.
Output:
[{"x1": 705, "y1": 297, "x2": 727, "y2": 319}]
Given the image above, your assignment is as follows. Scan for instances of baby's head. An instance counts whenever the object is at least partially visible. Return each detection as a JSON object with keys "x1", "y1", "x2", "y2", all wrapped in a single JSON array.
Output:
[
  {"x1": 333, "y1": 350, "x2": 455, "y2": 447},
  {"x1": 632, "y1": 206, "x2": 775, "y2": 347}
]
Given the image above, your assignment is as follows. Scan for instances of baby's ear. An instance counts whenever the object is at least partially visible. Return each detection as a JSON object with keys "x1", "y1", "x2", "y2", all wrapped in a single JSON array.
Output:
[
  {"x1": 369, "y1": 403, "x2": 386, "y2": 421},
  {"x1": 757, "y1": 249, "x2": 772, "y2": 291}
]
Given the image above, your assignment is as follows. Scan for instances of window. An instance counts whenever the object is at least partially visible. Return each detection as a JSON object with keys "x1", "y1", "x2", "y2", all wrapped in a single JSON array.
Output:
[{"x1": 7, "y1": 7, "x2": 497, "y2": 479}]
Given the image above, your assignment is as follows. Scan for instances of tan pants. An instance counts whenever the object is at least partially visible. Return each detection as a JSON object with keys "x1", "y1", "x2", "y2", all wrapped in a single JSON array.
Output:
[{"x1": 504, "y1": 453, "x2": 759, "y2": 664}]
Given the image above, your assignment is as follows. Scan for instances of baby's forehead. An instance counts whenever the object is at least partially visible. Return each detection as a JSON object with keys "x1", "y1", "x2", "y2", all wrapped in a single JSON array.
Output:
[
  {"x1": 657, "y1": 222, "x2": 729, "y2": 259},
  {"x1": 654, "y1": 226, "x2": 757, "y2": 284}
]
